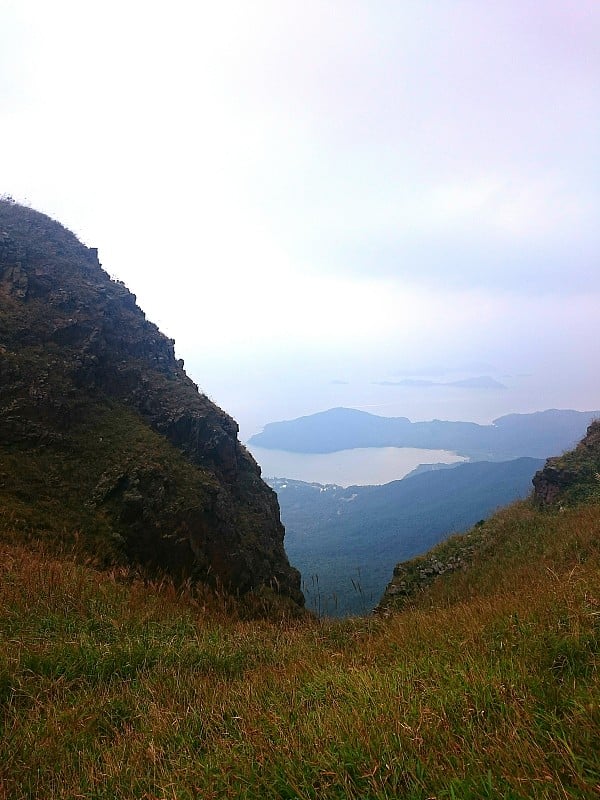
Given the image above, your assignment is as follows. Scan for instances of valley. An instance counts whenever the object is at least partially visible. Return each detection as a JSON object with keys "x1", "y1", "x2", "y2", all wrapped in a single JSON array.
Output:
[{"x1": 250, "y1": 406, "x2": 597, "y2": 616}]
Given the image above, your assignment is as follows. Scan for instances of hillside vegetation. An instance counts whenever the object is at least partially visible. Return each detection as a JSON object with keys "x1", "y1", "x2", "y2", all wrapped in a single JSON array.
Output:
[{"x1": 1, "y1": 453, "x2": 599, "y2": 797}]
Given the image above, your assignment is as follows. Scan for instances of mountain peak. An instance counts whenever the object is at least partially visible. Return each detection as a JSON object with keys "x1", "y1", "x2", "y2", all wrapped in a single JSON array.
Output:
[{"x1": 0, "y1": 200, "x2": 303, "y2": 609}]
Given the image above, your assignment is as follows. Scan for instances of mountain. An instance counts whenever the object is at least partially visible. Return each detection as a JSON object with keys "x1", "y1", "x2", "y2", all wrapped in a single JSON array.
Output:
[
  {"x1": 249, "y1": 405, "x2": 599, "y2": 459},
  {"x1": 0, "y1": 200, "x2": 302, "y2": 608},
  {"x1": 270, "y1": 456, "x2": 543, "y2": 615}
]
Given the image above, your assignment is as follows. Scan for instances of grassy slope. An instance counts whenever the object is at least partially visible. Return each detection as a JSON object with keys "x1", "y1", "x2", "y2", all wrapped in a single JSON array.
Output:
[{"x1": 1, "y1": 495, "x2": 598, "y2": 799}]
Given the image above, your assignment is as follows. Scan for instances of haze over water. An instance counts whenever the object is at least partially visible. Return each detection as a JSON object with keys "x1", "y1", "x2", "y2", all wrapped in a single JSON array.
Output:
[{"x1": 232, "y1": 368, "x2": 598, "y2": 442}]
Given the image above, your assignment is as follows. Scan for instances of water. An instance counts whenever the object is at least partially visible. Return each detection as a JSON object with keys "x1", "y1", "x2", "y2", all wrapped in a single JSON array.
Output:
[{"x1": 248, "y1": 445, "x2": 465, "y2": 486}]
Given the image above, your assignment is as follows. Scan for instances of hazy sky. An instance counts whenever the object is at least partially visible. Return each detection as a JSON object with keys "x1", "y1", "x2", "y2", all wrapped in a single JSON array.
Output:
[{"x1": 2, "y1": 1, "x2": 599, "y2": 437}]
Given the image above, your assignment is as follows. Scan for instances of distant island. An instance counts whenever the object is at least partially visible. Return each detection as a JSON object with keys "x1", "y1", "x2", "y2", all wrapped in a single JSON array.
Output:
[
  {"x1": 249, "y1": 407, "x2": 600, "y2": 460},
  {"x1": 375, "y1": 375, "x2": 506, "y2": 389}
]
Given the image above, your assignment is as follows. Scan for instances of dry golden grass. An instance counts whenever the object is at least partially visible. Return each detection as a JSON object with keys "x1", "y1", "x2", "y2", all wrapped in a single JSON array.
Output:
[{"x1": 1, "y1": 499, "x2": 599, "y2": 799}]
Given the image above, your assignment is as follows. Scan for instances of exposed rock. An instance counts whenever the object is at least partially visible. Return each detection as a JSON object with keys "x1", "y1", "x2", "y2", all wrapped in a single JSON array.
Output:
[
  {"x1": 0, "y1": 200, "x2": 303, "y2": 608},
  {"x1": 376, "y1": 536, "x2": 478, "y2": 614},
  {"x1": 533, "y1": 420, "x2": 600, "y2": 507}
]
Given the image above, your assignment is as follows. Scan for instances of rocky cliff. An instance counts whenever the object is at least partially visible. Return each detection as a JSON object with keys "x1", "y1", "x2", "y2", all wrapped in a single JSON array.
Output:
[
  {"x1": 0, "y1": 200, "x2": 303, "y2": 607},
  {"x1": 532, "y1": 419, "x2": 600, "y2": 506}
]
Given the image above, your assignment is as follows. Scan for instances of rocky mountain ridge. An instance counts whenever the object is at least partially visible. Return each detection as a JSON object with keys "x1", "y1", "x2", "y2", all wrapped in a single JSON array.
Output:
[{"x1": 0, "y1": 200, "x2": 303, "y2": 607}]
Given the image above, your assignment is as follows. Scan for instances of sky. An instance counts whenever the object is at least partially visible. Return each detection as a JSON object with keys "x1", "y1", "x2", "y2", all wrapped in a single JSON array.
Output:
[{"x1": 1, "y1": 1, "x2": 599, "y2": 439}]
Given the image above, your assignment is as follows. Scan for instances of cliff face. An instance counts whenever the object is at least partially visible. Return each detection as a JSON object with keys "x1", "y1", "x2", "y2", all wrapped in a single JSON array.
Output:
[{"x1": 0, "y1": 200, "x2": 303, "y2": 607}]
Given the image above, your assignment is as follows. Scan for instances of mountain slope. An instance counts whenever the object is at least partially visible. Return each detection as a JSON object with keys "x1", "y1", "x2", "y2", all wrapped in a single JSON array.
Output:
[{"x1": 0, "y1": 200, "x2": 302, "y2": 606}]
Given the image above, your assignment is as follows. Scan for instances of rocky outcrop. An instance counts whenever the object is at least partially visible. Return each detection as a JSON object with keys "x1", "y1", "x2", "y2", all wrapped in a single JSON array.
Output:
[
  {"x1": 0, "y1": 200, "x2": 303, "y2": 608},
  {"x1": 376, "y1": 525, "x2": 486, "y2": 614},
  {"x1": 533, "y1": 420, "x2": 600, "y2": 506}
]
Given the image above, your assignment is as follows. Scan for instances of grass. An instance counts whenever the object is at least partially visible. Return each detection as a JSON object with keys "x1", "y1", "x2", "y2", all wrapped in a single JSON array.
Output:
[{"x1": 0, "y1": 496, "x2": 599, "y2": 799}]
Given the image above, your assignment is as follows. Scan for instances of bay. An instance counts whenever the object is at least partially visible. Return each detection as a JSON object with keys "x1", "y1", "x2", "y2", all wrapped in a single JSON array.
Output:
[{"x1": 247, "y1": 445, "x2": 465, "y2": 487}]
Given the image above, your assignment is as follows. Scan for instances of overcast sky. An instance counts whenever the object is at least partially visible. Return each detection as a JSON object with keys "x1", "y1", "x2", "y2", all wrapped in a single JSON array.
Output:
[{"x1": 2, "y1": 1, "x2": 599, "y2": 436}]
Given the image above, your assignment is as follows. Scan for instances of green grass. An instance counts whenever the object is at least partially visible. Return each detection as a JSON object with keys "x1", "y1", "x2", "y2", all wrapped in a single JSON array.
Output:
[{"x1": 0, "y1": 495, "x2": 599, "y2": 799}]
